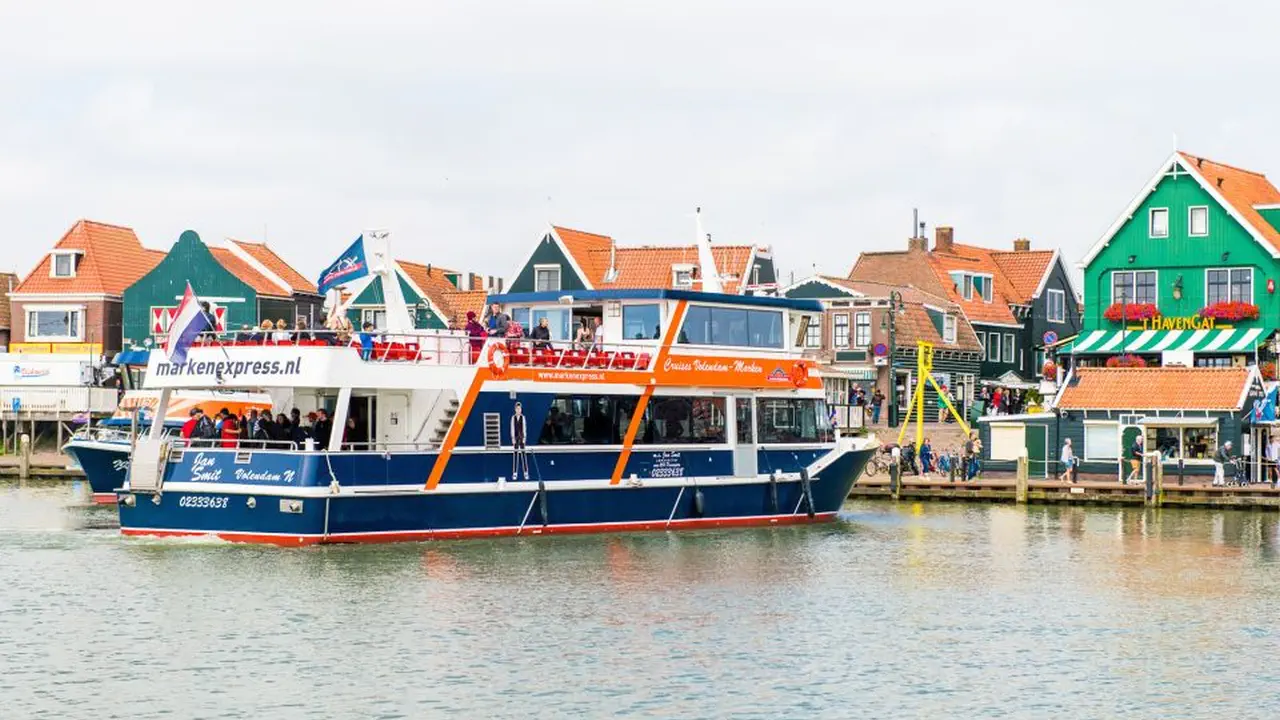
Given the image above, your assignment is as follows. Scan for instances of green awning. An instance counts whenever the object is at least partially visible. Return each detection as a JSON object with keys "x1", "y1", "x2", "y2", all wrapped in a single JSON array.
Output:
[{"x1": 1064, "y1": 328, "x2": 1266, "y2": 355}]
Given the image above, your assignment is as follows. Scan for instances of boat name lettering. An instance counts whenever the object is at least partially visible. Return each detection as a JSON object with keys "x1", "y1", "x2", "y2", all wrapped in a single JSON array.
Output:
[
  {"x1": 178, "y1": 495, "x2": 229, "y2": 509},
  {"x1": 190, "y1": 453, "x2": 223, "y2": 483},
  {"x1": 650, "y1": 451, "x2": 684, "y2": 479},
  {"x1": 153, "y1": 357, "x2": 303, "y2": 379},
  {"x1": 662, "y1": 358, "x2": 764, "y2": 374},
  {"x1": 233, "y1": 468, "x2": 297, "y2": 484},
  {"x1": 112, "y1": 458, "x2": 130, "y2": 472}
]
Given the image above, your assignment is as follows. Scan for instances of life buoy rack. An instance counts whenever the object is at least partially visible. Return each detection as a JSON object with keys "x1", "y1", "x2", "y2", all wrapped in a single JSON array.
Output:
[
  {"x1": 487, "y1": 343, "x2": 509, "y2": 378},
  {"x1": 789, "y1": 360, "x2": 809, "y2": 388}
]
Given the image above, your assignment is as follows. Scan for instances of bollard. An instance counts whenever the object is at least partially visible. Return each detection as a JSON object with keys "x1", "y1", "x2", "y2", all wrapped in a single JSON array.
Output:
[
  {"x1": 890, "y1": 447, "x2": 901, "y2": 499},
  {"x1": 1177, "y1": 458, "x2": 1184, "y2": 487},
  {"x1": 949, "y1": 455, "x2": 956, "y2": 483},
  {"x1": 18, "y1": 432, "x2": 31, "y2": 481},
  {"x1": 1154, "y1": 459, "x2": 1164, "y2": 508},
  {"x1": 1144, "y1": 457, "x2": 1155, "y2": 505},
  {"x1": 1015, "y1": 452, "x2": 1028, "y2": 504}
]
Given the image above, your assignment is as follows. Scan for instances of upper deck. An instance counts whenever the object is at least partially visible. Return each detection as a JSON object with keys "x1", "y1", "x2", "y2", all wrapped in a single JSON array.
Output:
[{"x1": 140, "y1": 289, "x2": 825, "y2": 392}]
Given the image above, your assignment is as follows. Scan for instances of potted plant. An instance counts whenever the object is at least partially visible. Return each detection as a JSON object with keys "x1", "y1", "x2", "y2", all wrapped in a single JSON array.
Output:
[
  {"x1": 1105, "y1": 354, "x2": 1147, "y2": 368},
  {"x1": 1041, "y1": 361, "x2": 1057, "y2": 381},
  {"x1": 1199, "y1": 301, "x2": 1260, "y2": 322},
  {"x1": 1103, "y1": 303, "x2": 1159, "y2": 323},
  {"x1": 1262, "y1": 361, "x2": 1277, "y2": 381}
]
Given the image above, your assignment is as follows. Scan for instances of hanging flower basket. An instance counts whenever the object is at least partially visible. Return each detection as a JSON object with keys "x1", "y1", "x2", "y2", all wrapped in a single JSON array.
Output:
[
  {"x1": 1105, "y1": 354, "x2": 1147, "y2": 368},
  {"x1": 1198, "y1": 301, "x2": 1259, "y2": 321},
  {"x1": 1103, "y1": 303, "x2": 1159, "y2": 323},
  {"x1": 1041, "y1": 361, "x2": 1057, "y2": 380},
  {"x1": 1262, "y1": 361, "x2": 1277, "y2": 381}
]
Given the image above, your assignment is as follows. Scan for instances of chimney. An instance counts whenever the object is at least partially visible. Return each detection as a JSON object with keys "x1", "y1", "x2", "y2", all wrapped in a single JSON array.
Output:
[
  {"x1": 934, "y1": 226, "x2": 954, "y2": 254},
  {"x1": 1013, "y1": 237, "x2": 1031, "y2": 252},
  {"x1": 907, "y1": 236, "x2": 928, "y2": 252},
  {"x1": 471, "y1": 273, "x2": 484, "y2": 291}
]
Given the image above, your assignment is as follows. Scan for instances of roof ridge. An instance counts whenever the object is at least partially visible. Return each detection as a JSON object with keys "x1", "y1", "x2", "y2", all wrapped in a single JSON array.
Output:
[
  {"x1": 552, "y1": 225, "x2": 612, "y2": 240},
  {"x1": 76, "y1": 218, "x2": 137, "y2": 233},
  {"x1": 1180, "y1": 151, "x2": 1267, "y2": 179}
]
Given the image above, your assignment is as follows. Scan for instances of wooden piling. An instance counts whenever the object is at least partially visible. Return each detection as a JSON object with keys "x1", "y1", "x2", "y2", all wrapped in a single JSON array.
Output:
[
  {"x1": 1015, "y1": 453, "x2": 1028, "y2": 504},
  {"x1": 18, "y1": 433, "x2": 30, "y2": 480}
]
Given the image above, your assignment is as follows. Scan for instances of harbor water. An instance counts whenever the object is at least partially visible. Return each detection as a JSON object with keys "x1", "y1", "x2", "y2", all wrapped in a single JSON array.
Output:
[{"x1": 3, "y1": 480, "x2": 1280, "y2": 719}]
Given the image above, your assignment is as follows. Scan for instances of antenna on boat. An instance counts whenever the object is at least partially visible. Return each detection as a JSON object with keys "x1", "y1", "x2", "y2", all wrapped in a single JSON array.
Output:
[
  {"x1": 694, "y1": 207, "x2": 723, "y2": 294},
  {"x1": 364, "y1": 229, "x2": 414, "y2": 334}
]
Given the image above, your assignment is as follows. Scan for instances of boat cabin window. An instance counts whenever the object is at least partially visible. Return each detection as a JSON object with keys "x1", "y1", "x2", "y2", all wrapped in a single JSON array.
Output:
[
  {"x1": 539, "y1": 395, "x2": 637, "y2": 445},
  {"x1": 678, "y1": 305, "x2": 784, "y2": 349},
  {"x1": 622, "y1": 304, "x2": 661, "y2": 340},
  {"x1": 636, "y1": 396, "x2": 726, "y2": 445},
  {"x1": 510, "y1": 307, "x2": 572, "y2": 340},
  {"x1": 756, "y1": 398, "x2": 833, "y2": 443}
]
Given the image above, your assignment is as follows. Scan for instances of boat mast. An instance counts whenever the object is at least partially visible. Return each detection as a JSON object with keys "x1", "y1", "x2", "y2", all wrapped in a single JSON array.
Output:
[
  {"x1": 364, "y1": 229, "x2": 414, "y2": 334},
  {"x1": 694, "y1": 207, "x2": 723, "y2": 294}
]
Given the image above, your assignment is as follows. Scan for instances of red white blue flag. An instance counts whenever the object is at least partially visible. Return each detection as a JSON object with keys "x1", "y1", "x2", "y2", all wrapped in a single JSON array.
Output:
[{"x1": 165, "y1": 282, "x2": 212, "y2": 365}]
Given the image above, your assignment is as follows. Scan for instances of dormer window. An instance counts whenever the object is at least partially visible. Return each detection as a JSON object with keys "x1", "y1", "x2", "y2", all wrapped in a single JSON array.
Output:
[
  {"x1": 50, "y1": 251, "x2": 77, "y2": 278},
  {"x1": 949, "y1": 271, "x2": 993, "y2": 303},
  {"x1": 672, "y1": 264, "x2": 696, "y2": 288},
  {"x1": 943, "y1": 314, "x2": 957, "y2": 343}
]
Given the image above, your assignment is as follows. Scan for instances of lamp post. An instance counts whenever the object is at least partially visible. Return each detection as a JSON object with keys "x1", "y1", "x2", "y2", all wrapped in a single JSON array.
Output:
[{"x1": 881, "y1": 291, "x2": 905, "y2": 427}]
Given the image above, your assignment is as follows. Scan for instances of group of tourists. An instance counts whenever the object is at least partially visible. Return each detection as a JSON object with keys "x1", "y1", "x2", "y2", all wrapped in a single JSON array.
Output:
[
  {"x1": 463, "y1": 303, "x2": 606, "y2": 361},
  {"x1": 179, "y1": 406, "x2": 340, "y2": 449}
]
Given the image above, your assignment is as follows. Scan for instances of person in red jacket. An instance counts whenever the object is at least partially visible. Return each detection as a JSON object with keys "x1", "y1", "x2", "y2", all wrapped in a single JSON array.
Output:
[
  {"x1": 218, "y1": 409, "x2": 241, "y2": 448},
  {"x1": 180, "y1": 407, "x2": 201, "y2": 439}
]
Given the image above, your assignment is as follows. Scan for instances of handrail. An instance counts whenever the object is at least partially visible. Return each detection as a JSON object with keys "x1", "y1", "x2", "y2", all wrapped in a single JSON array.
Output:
[
  {"x1": 171, "y1": 438, "x2": 300, "y2": 450},
  {"x1": 339, "y1": 441, "x2": 442, "y2": 452}
]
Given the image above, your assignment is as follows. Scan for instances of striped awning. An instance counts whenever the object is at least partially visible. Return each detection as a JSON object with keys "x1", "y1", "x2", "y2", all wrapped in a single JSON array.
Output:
[{"x1": 1064, "y1": 328, "x2": 1266, "y2": 355}]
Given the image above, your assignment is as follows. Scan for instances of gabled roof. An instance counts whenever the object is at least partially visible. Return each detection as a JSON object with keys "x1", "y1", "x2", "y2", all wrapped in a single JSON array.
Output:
[
  {"x1": 989, "y1": 249, "x2": 1056, "y2": 303},
  {"x1": 790, "y1": 275, "x2": 982, "y2": 353},
  {"x1": 227, "y1": 239, "x2": 318, "y2": 295},
  {"x1": 1056, "y1": 367, "x2": 1253, "y2": 411},
  {"x1": 848, "y1": 246, "x2": 1021, "y2": 325},
  {"x1": 397, "y1": 260, "x2": 480, "y2": 328},
  {"x1": 439, "y1": 290, "x2": 489, "y2": 328},
  {"x1": 208, "y1": 247, "x2": 290, "y2": 298},
  {"x1": 14, "y1": 220, "x2": 164, "y2": 296},
  {"x1": 1081, "y1": 151, "x2": 1280, "y2": 266},
  {"x1": 550, "y1": 224, "x2": 761, "y2": 294}
]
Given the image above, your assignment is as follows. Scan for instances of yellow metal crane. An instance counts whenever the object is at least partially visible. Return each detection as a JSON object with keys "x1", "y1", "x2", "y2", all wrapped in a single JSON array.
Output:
[{"x1": 896, "y1": 341, "x2": 971, "y2": 453}]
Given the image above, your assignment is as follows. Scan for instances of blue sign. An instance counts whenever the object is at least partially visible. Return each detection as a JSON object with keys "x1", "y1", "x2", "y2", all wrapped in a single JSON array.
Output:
[
  {"x1": 1042, "y1": 331, "x2": 1059, "y2": 345},
  {"x1": 317, "y1": 236, "x2": 369, "y2": 295},
  {"x1": 872, "y1": 343, "x2": 888, "y2": 357}
]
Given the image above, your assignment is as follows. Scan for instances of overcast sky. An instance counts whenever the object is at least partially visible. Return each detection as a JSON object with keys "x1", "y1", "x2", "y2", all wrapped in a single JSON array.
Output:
[{"x1": 3, "y1": 1, "x2": 1277, "y2": 288}]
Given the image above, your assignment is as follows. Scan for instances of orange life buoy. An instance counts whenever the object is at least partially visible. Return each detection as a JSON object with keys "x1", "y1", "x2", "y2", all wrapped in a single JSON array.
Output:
[
  {"x1": 486, "y1": 343, "x2": 509, "y2": 378},
  {"x1": 790, "y1": 361, "x2": 808, "y2": 388}
]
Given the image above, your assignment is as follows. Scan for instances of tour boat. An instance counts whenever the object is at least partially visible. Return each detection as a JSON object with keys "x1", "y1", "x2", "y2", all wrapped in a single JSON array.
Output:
[
  {"x1": 64, "y1": 387, "x2": 272, "y2": 503},
  {"x1": 114, "y1": 231, "x2": 875, "y2": 544}
]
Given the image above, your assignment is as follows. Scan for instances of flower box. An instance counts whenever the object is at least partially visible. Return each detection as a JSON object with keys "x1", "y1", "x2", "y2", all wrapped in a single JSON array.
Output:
[
  {"x1": 1105, "y1": 354, "x2": 1147, "y2": 368},
  {"x1": 1103, "y1": 303, "x2": 1159, "y2": 323},
  {"x1": 1041, "y1": 361, "x2": 1057, "y2": 380},
  {"x1": 1198, "y1": 301, "x2": 1259, "y2": 322}
]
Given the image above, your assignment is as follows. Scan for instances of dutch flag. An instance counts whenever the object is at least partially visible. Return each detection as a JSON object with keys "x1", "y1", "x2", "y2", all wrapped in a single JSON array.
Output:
[{"x1": 165, "y1": 282, "x2": 212, "y2": 365}]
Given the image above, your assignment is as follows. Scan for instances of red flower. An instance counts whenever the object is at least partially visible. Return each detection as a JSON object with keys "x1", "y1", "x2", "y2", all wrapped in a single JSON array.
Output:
[
  {"x1": 1262, "y1": 361, "x2": 1277, "y2": 381},
  {"x1": 1198, "y1": 301, "x2": 1259, "y2": 321},
  {"x1": 1041, "y1": 361, "x2": 1057, "y2": 380},
  {"x1": 1105, "y1": 354, "x2": 1147, "y2": 368},
  {"x1": 1103, "y1": 303, "x2": 1159, "y2": 323}
]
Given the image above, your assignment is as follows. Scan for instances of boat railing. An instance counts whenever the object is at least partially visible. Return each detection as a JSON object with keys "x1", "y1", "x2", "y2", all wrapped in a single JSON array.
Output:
[
  {"x1": 478, "y1": 337, "x2": 660, "y2": 372},
  {"x1": 171, "y1": 438, "x2": 301, "y2": 451},
  {"x1": 339, "y1": 441, "x2": 443, "y2": 452}
]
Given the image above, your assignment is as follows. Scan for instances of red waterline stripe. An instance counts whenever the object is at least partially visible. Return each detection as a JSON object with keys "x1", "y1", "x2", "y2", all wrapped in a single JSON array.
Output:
[
  {"x1": 93, "y1": 493, "x2": 118, "y2": 505},
  {"x1": 120, "y1": 512, "x2": 839, "y2": 547}
]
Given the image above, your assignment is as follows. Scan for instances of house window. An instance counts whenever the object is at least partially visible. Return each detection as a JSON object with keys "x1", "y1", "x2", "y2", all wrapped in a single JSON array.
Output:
[
  {"x1": 361, "y1": 308, "x2": 387, "y2": 329},
  {"x1": 1149, "y1": 207, "x2": 1169, "y2": 238},
  {"x1": 1195, "y1": 356, "x2": 1232, "y2": 368},
  {"x1": 805, "y1": 319, "x2": 821, "y2": 348},
  {"x1": 1002, "y1": 333, "x2": 1015, "y2": 363},
  {"x1": 986, "y1": 332, "x2": 1000, "y2": 362},
  {"x1": 962, "y1": 275, "x2": 973, "y2": 300},
  {"x1": 672, "y1": 265, "x2": 695, "y2": 288},
  {"x1": 1144, "y1": 424, "x2": 1218, "y2": 461},
  {"x1": 1084, "y1": 422, "x2": 1119, "y2": 460},
  {"x1": 989, "y1": 424, "x2": 1026, "y2": 461},
  {"x1": 832, "y1": 314, "x2": 849, "y2": 347},
  {"x1": 1112, "y1": 270, "x2": 1157, "y2": 305},
  {"x1": 52, "y1": 253, "x2": 75, "y2": 278},
  {"x1": 1047, "y1": 288, "x2": 1065, "y2": 323},
  {"x1": 533, "y1": 265, "x2": 561, "y2": 292},
  {"x1": 751, "y1": 265, "x2": 761, "y2": 286},
  {"x1": 26, "y1": 307, "x2": 82, "y2": 339},
  {"x1": 944, "y1": 315, "x2": 957, "y2": 343},
  {"x1": 1206, "y1": 268, "x2": 1253, "y2": 305},
  {"x1": 976, "y1": 331, "x2": 986, "y2": 360},
  {"x1": 1033, "y1": 349, "x2": 1044, "y2": 377},
  {"x1": 970, "y1": 275, "x2": 993, "y2": 303},
  {"x1": 1188, "y1": 206, "x2": 1208, "y2": 237},
  {"x1": 853, "y1": 312, "x2": 871, "y2": 347}
]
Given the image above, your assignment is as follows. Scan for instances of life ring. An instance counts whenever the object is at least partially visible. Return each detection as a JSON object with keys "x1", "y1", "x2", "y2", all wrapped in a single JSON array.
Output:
[
  {"x1": 789, "y1": 360, "x2": 809, "y2": 388},
  {"x1": 486, "y1": 343, "x2": 509, "y2": 378}
]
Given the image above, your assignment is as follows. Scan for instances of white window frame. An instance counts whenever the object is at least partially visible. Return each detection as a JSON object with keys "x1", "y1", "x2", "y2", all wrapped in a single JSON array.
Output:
[
  {"x1": 804, "y1": 317, "x2": 821, "y2": 348},
  {"x1": 25, "y1": 304, "x2": 85, "y2": 341},
  {"x1": 1149, "y1": 207, "x2": 1169, "y2": 238},
  {"x1": 962, "y1": 274, "x2": 973, "y2": 301},
  {"x1": 986, "y1": 332, "x2": 1000, "y2": 362},
  {"x1": 853, "y1": 312, "x2": 871, "y2": 348},
  {"x1": 1046, "y1": 288, "x2": 1066, "y2": 323},
  {"x1": 49, "y1": 251, "x2": 77, "y2": 278},
  {"x1": 533, "y1": 264, "x2": 562, "y2": 293},
  {"x1": 360, "y1": 308, "x2": 388, "y2": 330},
  {"x1": 1204, "y1": 266, "x2": 1254, "y2": 306},
  {"x1": 1002, "y1": 333, "x2": 1015, "y2": 363},
  {"x1": 976, "y1": 331, "x2": 986, "y2": 360},
  {"x1": 672, "y1": 263, "x2": 695, "y2": 289},
  {"x1": 1083, "y1": 421, "x2": 1120, "y2": 460},
  {"x1": 944, "y1": 314, "x2": 957, "y2": 343},
  {"x1": 1112, "y1": 270, "x2": 1158, "y2": 305},
  {"x1": 974, "y1": 273, "x2": 994, "y2": 303},
  {"x1": 832, "y1": 313, "x2": 850, "y2": 348},
  {"x1": 751, "y1": 265, "x2": 761, "y2": 286},
  {"x1": 1188, "y1": 206, "x2": 1209, "y2": 237}
]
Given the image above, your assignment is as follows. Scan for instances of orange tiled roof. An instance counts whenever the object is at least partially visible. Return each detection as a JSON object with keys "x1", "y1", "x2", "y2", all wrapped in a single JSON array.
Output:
[
  {"x1": 397, "y1": 260, "x2": 478, "y2": 325},
  {"x1": 1057, "y1": 367, "x2": 1250, "y2": 411},
  {"x1": 1179, "y1": 152, "x2": 1280, "y2": 254},
  {"x1": 229, "y1": 239, "x2": 318, "y2": 294},
  {"x1": 0, "y1": 272, "x2": 17, "y2": 329},
  {"x1": 14, "y1": 220, "x2": 164, "y2": 296},
  {"x1": 209, "y1": 248, "x2": 289, "y2": 298},
  {"x1": 989, "y1": 249, "x2": 1055, "y2": 304},
  {"x1": 811, "y1": 275, "x2": 983, "y2": 352},
  {"x1": 849, "y1": 247, "x2": 1020, "y2": 325},
  {"x1": 439, "y1": 290, "x2": 489, "y2": 328},
  {"x1": 553, "y1": 225, "x2": 756, "y2": 293}
]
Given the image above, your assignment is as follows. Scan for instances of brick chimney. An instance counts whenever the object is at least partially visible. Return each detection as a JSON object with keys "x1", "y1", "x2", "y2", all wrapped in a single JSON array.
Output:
[
  {"x1": 1013, "y1": 237, "x2": 1031, "y2": 252},
  {"x1": 934, "y1": 226, "x2": 954, "y2": 254},
  {"x1": 907, "y1": 235, "x2": 928, "y2": 252}
]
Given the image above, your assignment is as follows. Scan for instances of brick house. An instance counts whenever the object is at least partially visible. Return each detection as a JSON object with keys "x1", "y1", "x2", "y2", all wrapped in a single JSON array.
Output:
[
  {"x1": 8, "y1": 220, "x2": 164, "y2": 357},
  {"x1": 0, "y1": 272, "x2": 17, "y2": 350}
]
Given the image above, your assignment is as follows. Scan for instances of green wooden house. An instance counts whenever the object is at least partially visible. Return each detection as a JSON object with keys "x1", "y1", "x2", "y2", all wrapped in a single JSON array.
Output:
[
  {"x1": 345, "y1": 260, "x2": 491, "y2": 331},
  {"x1": 1070, "y1": 152, "x2": 1280, "y2": 368},
  {"x1": 121, "y1": 230, "x2": 322, "y2": 345}
]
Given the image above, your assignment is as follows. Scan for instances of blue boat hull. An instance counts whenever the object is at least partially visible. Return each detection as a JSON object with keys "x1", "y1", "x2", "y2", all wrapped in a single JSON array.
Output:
[
  {"x1": 64, "y1": 440, "x2": 131, "y2": 504},
  {"x1": 117, "y1": 446, "x2": 872, "y2": 545}
]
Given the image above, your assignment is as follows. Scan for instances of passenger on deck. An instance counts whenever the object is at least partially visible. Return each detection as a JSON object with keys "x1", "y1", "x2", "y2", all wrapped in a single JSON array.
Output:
[
  {"x1": 181, "y1": 407, "x2": 202, "y2": 440},
  {"x1": 327, "y1": 314, "x2": 353, "y2": 345},
  {"x1": 591, "y1": 317, "x2": 604, "y2": 348},
  {"x1": 313, "y1": 409, "x2": 333, "y2": 448},
  {"x1": 273, "y1": 413, "x2": 292, "y2": 443},
  {"x1": 217, "y1": 409, "x2": 240, "y2": 448},
  {"x1": 359, "y1": 322, "x2": 375, "y2": 360},
  {"x1": 487, "y1": 303, "x2": 510, "y2": 337},
  {"x1": 574, "y1": 319, "x2": 593, "y2": 350},
  {"x1": 272, "y1": 319, "x2": 291, "y2": 343},
  {"x1": 257, "y1": 319, "x2": 274, "y2": 344},
  {"x1": 290, "y1": 409, "x2": 309, "y2": 446},
  {"x1": 530, "y1": 317, "x2": 553, "y2": 350},
  {"x1": 294, "y1": 317, "x2": 313, "y2": 343},
  {"x1": 465, "y1": 311, "x2": 486, "y2": 362}
]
